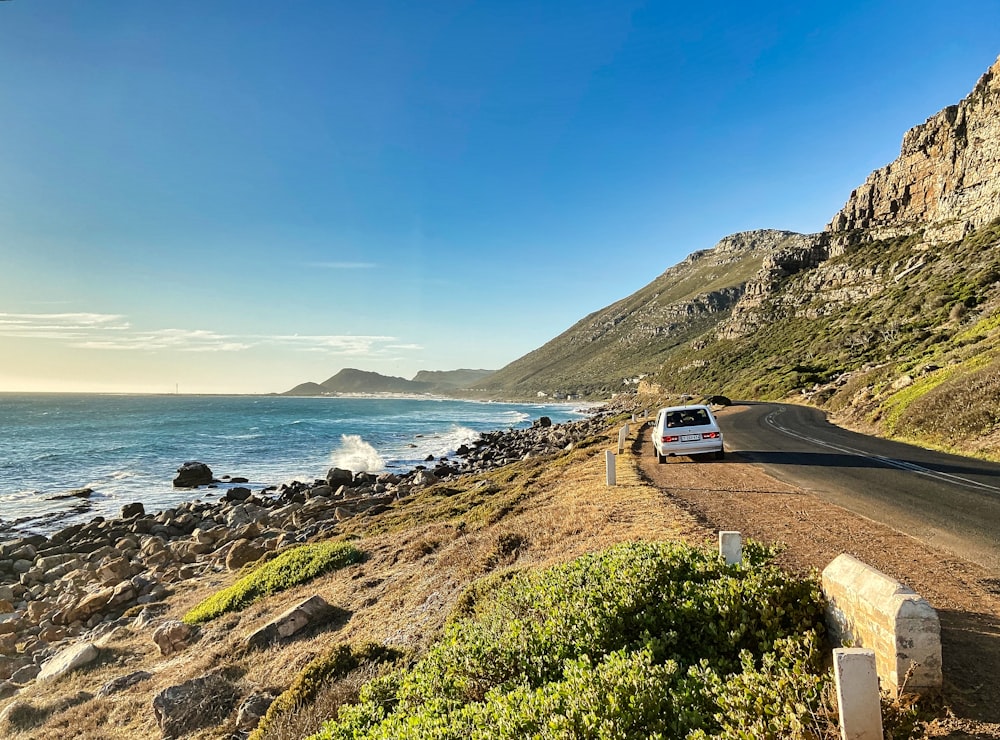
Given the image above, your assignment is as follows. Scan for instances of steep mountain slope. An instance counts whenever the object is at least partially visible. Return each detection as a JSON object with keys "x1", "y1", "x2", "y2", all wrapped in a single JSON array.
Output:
[
  {"x1": 484, "y1": 55, "x2": 1000, "y2": 456},
  {"x1": 477, "y1": 230, "x2": 813, "y2": 397},
  {"x1": 657, "y1": 55, "x2": 1000, "y2": 454}
]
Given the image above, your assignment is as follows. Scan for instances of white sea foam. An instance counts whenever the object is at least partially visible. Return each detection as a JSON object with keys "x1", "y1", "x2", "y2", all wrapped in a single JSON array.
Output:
[
  {"x1": 330, "y1": 434, "x2": 385, "y2": 473},
  {"x1": 414, "y1": 424, "x2": 480, "y2": 459}
]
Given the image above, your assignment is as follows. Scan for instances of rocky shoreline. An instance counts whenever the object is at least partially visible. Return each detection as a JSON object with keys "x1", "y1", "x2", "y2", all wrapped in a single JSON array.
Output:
[{"x1": 0, "y1": 400, "x2": 631, "y2": 733}]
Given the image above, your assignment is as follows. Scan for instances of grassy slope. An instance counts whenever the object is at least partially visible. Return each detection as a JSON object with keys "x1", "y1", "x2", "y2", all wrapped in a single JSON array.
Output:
[{"x1": 652, "y1": 219, "x2": 1000, "y2": 458}]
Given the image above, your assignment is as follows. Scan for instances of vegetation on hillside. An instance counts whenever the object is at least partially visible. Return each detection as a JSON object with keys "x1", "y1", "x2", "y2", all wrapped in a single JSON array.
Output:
[
  {"x1": 649, "y1": 219, "x2": 1000, "y2": 457},
  {"x1": 303, "y1": 540, "x2": 832, "y2": 740},
  {"x1": 183, "y1": 541, "x2": 364, "y2": 624}
]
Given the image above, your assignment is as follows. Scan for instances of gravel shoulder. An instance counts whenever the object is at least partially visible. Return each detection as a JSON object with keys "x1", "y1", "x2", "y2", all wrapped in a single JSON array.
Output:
[{"x1": 634, "y1": 423, "x2": 1000, "y2": 737}]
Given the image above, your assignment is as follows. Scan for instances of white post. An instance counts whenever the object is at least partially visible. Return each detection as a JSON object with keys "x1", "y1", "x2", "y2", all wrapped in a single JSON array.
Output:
[
  {"x1": 605, "y1": 450, "x2": 616, "y2": 486},
  {"x1": 834, "y1": 648, "x2": 883, "y2": 740},
  {"x1": 719, "y1": 531, "x2": 742, "y2": 565},
  {"x1": 617, "y1": 425, "x2": 628, "y2": 453}
]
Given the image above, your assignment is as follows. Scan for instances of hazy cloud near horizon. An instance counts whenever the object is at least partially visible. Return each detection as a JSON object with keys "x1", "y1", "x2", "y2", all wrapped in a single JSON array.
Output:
[{"x1": 0, "y1": 312, "x2": 413, "y2": 357}]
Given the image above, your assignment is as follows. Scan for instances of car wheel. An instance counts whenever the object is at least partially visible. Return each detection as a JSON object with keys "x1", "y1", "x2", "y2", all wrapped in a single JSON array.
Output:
[
  {"x1": 715, "y1": 449, "x2": 725, "y2": 460},
  {"x1": 657, "y1": 452, "x2": 666, "y2": 464}
]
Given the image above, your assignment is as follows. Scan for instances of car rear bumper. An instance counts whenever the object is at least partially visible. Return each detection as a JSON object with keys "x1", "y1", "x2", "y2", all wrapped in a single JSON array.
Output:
[{"x1": 656, "y1": 442, "x2": 724, "y2": 456}]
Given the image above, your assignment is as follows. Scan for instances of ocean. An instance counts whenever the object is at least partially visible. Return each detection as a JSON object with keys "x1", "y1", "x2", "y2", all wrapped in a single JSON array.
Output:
[{"x1": 0, "y1": 393, "x2": 587, "y2": 540}]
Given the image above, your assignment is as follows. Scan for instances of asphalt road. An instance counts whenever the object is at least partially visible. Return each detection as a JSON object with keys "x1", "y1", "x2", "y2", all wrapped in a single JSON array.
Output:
[{"x1": 720, "y1": 402, "x2": 1000, "y2": 573}]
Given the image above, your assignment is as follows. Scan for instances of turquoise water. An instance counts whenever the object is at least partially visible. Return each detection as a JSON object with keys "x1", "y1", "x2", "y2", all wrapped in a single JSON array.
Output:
[{"x1": 0, "y1": 394, "x2": 586, "y2": 537}]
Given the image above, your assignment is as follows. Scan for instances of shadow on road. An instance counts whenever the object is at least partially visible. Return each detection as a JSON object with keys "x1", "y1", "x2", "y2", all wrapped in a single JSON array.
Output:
[
  {"x1": 734, "y1": 450, "x2": 1000, "y2": 481},
  {"x1": 937, "y1": 608, "x2": 1000, "y2": 724}
]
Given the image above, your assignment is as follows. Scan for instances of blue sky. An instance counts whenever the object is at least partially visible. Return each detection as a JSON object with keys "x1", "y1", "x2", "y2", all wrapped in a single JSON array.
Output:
[{"x1": 1, "y1": 1, "x2": 998, "y2": 393}]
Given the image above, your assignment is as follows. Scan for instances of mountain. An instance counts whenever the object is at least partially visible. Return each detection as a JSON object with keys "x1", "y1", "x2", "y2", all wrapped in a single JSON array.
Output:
[
  {"x1": 282, "y1": 368, "x2": 495, "y2": 396},
  {"x1": 411, "y1": 369, "x2": 494, "y2": 388},
  {"x1": 476, "y1": 230, "x2": 815, "y2": 398},
  {"x1": 485, "y1": 55, "x2": 1000, "y2": 455}
]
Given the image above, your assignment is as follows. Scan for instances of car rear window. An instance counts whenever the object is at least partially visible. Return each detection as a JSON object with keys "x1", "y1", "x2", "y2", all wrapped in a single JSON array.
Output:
[{"x1": 664, "y1": 409, "x2": 711, "y2": 428}]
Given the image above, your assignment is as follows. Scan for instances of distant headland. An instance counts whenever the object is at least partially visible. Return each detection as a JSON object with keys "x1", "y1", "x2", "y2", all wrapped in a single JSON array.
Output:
[{"x1": 281, "y1": 368, "x2": 495, "y2": 396}]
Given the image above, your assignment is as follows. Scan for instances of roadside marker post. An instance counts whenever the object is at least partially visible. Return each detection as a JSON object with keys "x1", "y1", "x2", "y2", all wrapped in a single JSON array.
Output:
[
  {"x1": 605, "y1": 450, "x2": 616, "y2": 486},
  {"x1": 719, "y1": 531, "x2": 742, "y2": 564},
  {"x1": 617, "y1": 425, "x2": 628, "y2": 453},
  {"x1": 833, "y1": 648, "x2": 883, "y2": 740}
]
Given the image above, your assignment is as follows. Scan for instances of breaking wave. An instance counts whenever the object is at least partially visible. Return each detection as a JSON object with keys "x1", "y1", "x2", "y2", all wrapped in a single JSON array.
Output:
[{"x1": 330, "y1": 435, "x2": 385, "y2": 473}]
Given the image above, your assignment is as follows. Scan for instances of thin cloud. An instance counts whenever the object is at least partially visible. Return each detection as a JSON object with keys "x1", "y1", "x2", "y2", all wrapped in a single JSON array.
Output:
[
  {"x1": 73, "y1": 329, "x2": 253, "y2": 352},
  {"x1": 270, "y1": 334, "x2": 399, "y2": 355},
  {"x1": 0, "y1": 311, "x2": 419, "y2": 357},
  {"x1": 387, "y1": 343, "x2": 424, "y2": 351},
  {"x1": 306, "y1": 262, "x2": 378, "y2": 270},
  {"x1": 0, "y1": 312, "x2": 130, "y2": 339}
]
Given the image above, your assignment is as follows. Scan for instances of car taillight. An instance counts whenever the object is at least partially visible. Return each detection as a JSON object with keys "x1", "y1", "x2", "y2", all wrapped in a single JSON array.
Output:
[
  {"x1": 702, "y1": 432, "x2": 719, "y2": 439},
  {"x1": 662, "y1": 435, "x2": 679, "y2": 443}
]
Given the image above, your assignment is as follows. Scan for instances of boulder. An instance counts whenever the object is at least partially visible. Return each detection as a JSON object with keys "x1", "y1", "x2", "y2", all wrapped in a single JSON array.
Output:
[
  {"x1": 36, "y1": 641, "x2": 98, "y2": 682},
  {"x1": 0, "y1": 634, "x2": 16, "y2": 656},
  {"x1": 9, "y1": 663, "x2": 39, "y2": 685},
  {"x1": 152, "y1": 620, "x2": 196, "y2": 656},
  {"x1": 412, "y1": 470, "x2": 438, "y2": 487},
  {"x1": 96, "y1": 557, "x2": 135, "y2": 586},
  {"x1": 236, "y1": 691, "x2": 276, "y2": 730},
  {"x1": 173, "y1": 461, "x2": 213, "y2": 488},
  {"x1": 120, "y1": 502, "x2": 145, "y2": 519},
  {"x1": 246, "y1": 595, "x2": 338, "y2": 649},
  {"x1": 325, "y1": 467, "x2": 354, "y2": 488},
  {"x1": 225, "y1": 539, "x2": 266, "y2": 571},
  {"x1": 223, "y1": 487, "x2": 252, "y2": 503}
]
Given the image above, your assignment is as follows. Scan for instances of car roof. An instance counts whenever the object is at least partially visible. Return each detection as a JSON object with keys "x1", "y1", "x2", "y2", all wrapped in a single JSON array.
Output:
[{"x1": 657, "y1": 404, "x2": 712, "y2": 413}]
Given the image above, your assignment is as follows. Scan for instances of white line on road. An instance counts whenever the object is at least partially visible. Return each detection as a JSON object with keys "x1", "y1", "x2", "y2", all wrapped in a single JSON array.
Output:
[{"x1": 763, "y1": 409, "x2": 1000, "y2": 495}]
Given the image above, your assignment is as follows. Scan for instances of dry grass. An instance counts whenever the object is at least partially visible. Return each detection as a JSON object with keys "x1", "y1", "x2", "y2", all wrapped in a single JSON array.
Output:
[{"x1": 1, "y1": 419, "x2": 712, "y2": 739}]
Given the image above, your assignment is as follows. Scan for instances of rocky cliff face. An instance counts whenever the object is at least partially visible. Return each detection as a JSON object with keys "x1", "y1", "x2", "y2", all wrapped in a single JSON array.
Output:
[
  {"x1": 715, "y1": 233, "x2": 824, "y2": 339},
  {"x1": 828, "y1": 55, "x2": 1000, "y2": 251},
  {"x1": 720, "y1": 55, "x2": 1000, "y2": 340}
]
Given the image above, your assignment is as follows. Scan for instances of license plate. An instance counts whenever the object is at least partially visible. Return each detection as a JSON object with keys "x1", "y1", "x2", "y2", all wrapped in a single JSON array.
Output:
[{"x1": 681, "y1": 434, "x2": 700, "y2": 441}]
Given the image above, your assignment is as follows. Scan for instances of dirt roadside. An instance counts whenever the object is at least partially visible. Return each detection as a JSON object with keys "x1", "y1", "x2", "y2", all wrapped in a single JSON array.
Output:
[{"x1": 634, "y1": 416, "x2": 1000, "y2": 738}]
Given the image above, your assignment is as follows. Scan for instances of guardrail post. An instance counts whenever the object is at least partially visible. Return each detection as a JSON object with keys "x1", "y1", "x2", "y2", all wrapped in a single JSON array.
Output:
[
  {"x1": 605, "y1": 450, "x2": 616, "y2": 486},
  {"x1": 833, "y1": 648, "x2": 883, "y2": 740},
  {"x1": 617, "y1": 425, "x2": 628, "y2": 453},
  {"x1": 719, "y1": 531, "x2": 742, "y2": 564}
]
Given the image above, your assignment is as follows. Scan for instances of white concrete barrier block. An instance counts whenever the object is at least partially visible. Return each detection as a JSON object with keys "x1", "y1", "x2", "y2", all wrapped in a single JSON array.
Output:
[
  {"x1": 605, "y1": 450, "x2": 616, "y2": 486},
  {"x1": 834, "y1": 648, "x2": 883, "y2": 740},
  {"x1": 718, "y1": 531, "x2": 742, "y2": 565},
  {"x1": 822, "y1": 554, "x2": 942, "y2": 696}
]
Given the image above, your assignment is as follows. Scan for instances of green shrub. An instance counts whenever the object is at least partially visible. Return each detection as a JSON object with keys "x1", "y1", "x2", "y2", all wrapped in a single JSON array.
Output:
[
  {"x1": 307, "y1": 541, "x2": 831, "y2": 740},
  {"x1": 249, "y1": 642, "x2": 403, "y2": 740},
  {"x1": 183, "y1": 541, "x2": 363, "y2": 624}
]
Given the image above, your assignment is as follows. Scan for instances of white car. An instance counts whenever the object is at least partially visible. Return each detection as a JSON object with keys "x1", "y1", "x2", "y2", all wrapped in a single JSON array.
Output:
[{"x1": 651, "y1": 404, "x2": 724, "y2": 462}]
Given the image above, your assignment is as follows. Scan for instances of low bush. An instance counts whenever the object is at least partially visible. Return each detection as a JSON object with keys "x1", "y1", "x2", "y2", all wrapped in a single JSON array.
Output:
[
  {"x1": 183, "y1": 541, "x2": 363, "y2": 625},
  {"x1": 249, "y1": 642, "x2": 404, "y2": 740},
  {"x1": 306, "y1": 541, "x2": 832, "y2": 739}
]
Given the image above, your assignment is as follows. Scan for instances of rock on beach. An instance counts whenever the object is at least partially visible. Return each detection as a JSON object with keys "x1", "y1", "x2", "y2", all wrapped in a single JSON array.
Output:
[
  {"x1": 173, "y1": 461, "x2": 214, "y2": 488},
  {"x1": 0, "y1": 400, "x2": 630, "y2": 735}
]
